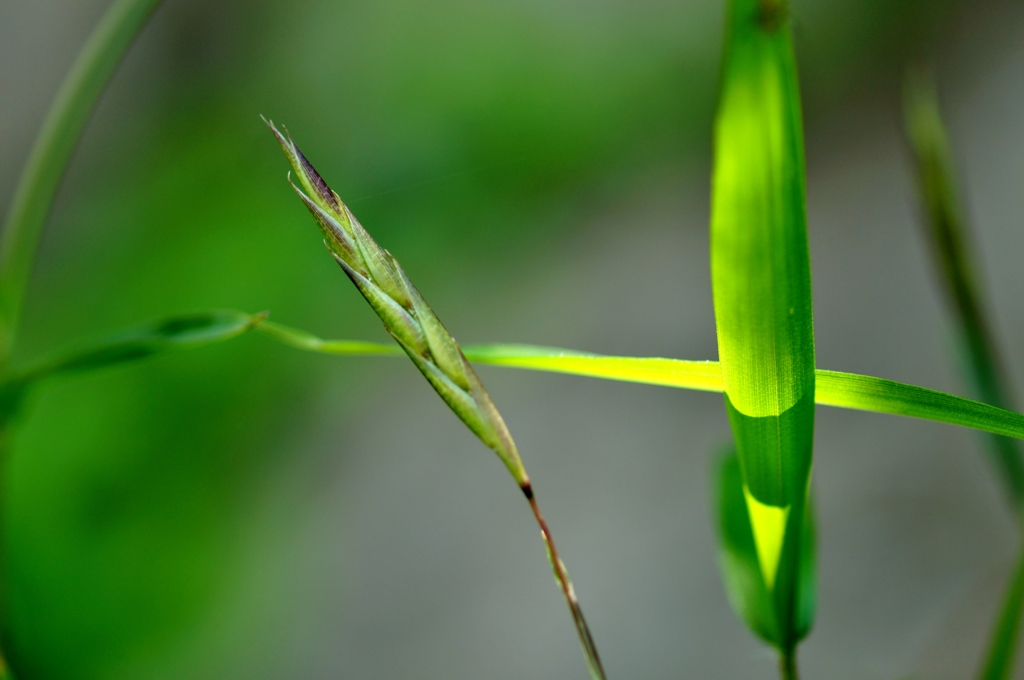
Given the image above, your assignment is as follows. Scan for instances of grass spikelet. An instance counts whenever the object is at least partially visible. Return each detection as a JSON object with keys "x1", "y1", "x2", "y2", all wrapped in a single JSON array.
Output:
[{"x1": 266, "y1": 119, "x2": 606, "y2": 680}]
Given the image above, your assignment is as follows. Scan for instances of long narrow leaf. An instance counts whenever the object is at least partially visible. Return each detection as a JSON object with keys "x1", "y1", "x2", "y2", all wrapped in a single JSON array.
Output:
[
  {"x1": 463, "y1": 344, "x2": 724, "y2": 392},
  {"x1": 251, "y1": 322, "x2": 1024, "y2": 443},
  {"x1": 0, "y1": 0, "x2": 164, "y2": 360}
]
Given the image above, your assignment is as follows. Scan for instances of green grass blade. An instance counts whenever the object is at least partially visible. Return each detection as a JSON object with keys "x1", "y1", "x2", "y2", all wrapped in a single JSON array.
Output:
[
  {"x1": 814, "y1": 370, "x2": 1024, "y2": 439},
  {"x1": 252, "y1": 323, "x2": 1024, "y2": 443},
  {"x1": 903, "y1": 69, "x2": 1024, "y2": 517},
  {"x1": 978, "y1": 549, "x2": 1024, "y2": 680},
  {"x1": 0, "y1": 0, "x2": 163, "y2": 362},
  {"x1": 250, "y1": 322, "x2": 1024, "y2": 442},
  {"x1": 710, "y1": 0, "x2": 814, "y2": 653},
  {"x1": 462, "y1": 344, "x2": 725, "y2": 392}
]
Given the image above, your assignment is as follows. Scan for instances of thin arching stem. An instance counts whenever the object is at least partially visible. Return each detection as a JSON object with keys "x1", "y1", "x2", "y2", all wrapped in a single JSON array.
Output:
[{"x1": 0, "y1": 0, "x2": 163, "y2": 365}]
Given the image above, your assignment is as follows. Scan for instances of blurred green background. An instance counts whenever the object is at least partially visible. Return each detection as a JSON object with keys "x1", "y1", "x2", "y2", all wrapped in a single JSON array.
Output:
[{"x1": 2, "y1": 0, "x2": 1024, "y2": 678}]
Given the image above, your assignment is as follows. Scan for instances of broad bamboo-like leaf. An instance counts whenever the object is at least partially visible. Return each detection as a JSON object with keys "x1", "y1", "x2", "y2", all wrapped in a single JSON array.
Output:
[
  {"x1": 710, "y1": 0, "x2": 814, "y2": 655},
  {"x1": 268, "y1": 125, "x2": 606, "y2": 680},
  {"x1": 0, "y1": 0, "x2": 165, "y2": 361},
  {"x1": 714, "y1": 450, "x2": 815, "y2": 647},
  {"x1": 0, "y1": 309, "x2": 259, "y2": 431}
]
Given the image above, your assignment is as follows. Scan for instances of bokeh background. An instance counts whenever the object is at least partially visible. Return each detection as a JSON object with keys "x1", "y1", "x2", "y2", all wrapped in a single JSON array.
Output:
[{"x1": 2, "y1": 0, "x2": 1024, "y2": 677}]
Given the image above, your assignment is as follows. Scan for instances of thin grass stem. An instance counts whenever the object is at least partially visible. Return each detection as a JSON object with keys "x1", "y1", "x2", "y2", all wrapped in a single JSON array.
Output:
[
  {"x1": 0, "y1": 0, "x2": 163, "y2": 365},
  {"x1": 779, "y1": 648, "x2": 800, "y2": 680},
  {"x1": 522, "y1": 484, "x2": 605, "y2": 680}
]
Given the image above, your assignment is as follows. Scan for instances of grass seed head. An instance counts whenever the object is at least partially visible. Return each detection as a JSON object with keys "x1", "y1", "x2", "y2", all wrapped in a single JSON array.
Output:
[{"x1": 265, "y1": 118, "x2": 528, "y2": 486}]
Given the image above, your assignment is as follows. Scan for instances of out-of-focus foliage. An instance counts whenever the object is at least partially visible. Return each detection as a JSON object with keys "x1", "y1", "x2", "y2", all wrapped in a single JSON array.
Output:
[{"x1": 0, "y1": 0, "x2": 963, "y2": 677}]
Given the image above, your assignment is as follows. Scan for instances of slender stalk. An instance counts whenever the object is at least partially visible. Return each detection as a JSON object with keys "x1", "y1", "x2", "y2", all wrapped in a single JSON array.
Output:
[
  {"x1": 523, "y1": 483, "x2": 606, "y2": 680},
  {"x1": 0, "y1": 0, "x2": 164, "y2": 365},
  {"x1": 779, "y1": 648, "x2": 800, "y2": 680}
]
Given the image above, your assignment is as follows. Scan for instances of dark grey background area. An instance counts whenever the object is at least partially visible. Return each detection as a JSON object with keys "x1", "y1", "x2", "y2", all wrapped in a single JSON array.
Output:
[{"x1": 2, "y1": 0, "x2": 1024, "y2": 678}]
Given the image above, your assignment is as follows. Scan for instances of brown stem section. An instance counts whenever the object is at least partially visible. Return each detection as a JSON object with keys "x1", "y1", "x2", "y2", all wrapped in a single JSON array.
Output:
[{"x1": 521, "y1": 482, "x2": 606, "y2": 680}]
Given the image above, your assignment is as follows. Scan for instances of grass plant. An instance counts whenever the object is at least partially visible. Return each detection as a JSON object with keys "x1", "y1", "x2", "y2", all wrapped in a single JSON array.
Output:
[{"x1": 3, "y1": 0, "x2": 1024, "y2": 677}]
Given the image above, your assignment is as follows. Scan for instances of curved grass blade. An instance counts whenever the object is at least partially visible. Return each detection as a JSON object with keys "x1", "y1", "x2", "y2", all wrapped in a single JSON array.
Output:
[
  {"x1": 0, "y1": 0, "x2": 164, "y2": 362},
  {"x1": 710, "y1": 0, "x2": 814, "y2": 657},
  {"x1": 267, "y1": 124, "x2": 606, "y2": 680},
  {"x1": 0, "y1": 309, "x2": 260, "y2": 432},
  {"x1": 251, "y1": 324, "x2": 1024, "y2": 443}
]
